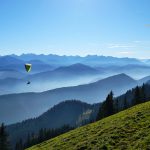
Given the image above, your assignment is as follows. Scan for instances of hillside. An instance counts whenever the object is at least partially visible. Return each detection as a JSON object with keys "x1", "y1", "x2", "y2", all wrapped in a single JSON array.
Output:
[
  {"x1": 27, "y1": 101, "x2": 150, "y2": 150},
  {"x1": 7, "y1": 100, "x2": 99, "y2": 146}
]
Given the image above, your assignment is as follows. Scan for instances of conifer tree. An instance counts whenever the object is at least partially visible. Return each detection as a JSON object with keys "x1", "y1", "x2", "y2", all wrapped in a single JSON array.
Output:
[
  {"x1": 15, "y1": 138, "x2": 23, "y2": 150},
  {"x1": 123, "y1": 96, "x2": 128, "y2": 110},
  {"x1": 141, "y1": 84, "x2": 146, "y2": 102},
  {"x1": 0, "y1": 123, "x2": 10, "y2": 150},
  {"x1": 97, "y1": 91, "x2": 114, "y2": 120},
  {"x1": 107, "y1": 91, "x2": 114, "y2": 115},
  {"x1": 133, "y1": 86, "x2": 141, "y2": 105},
  {"x1": 114, "y1": 98, "x2": 119, "y2": 113}
]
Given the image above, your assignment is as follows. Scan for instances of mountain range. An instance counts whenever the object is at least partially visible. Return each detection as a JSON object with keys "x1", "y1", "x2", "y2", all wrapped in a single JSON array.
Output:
[
  {"x1": 0, "y1": 56, "x2": 54, "y2": 74},
  {"x1": 10, "y1": 54, "x2": 146, "y2": 66},
  {"x1": 0, "y1": 54, "x2": 150, "y2": 95},
  {"x1": 0, "y1": 63, "x2": 101, "y2": 95},
  {"x1": 0, "y1": 62, "x2": 150, "y2": 95},
  {"x1": 0, "y1": 73, "x2": 138, "y2": 125},
  {"x1": 0, "y1": 54, "x2": 150, "y2": 147}
]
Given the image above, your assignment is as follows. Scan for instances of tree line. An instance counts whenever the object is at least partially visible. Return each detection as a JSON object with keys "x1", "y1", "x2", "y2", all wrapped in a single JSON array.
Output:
[
  {"x1": 96, "y1": 84, "x2": 149, "y2": 121},
  {"x1": 15, "y1": 125, "x2": 74, "y2": 150},
  {"x1": 0, "y1": 123, "x2": 10, "y2": 150}
]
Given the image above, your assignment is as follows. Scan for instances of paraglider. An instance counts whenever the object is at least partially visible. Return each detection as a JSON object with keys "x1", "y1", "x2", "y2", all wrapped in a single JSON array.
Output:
[
  {"x1": 25, "y1": 63, "x2": 32, "y2": 84},
  {"x1": 27, "y1": 81, "x2": 31, "y2": 85},
  {"x1": 25, "y1": 63, "x2": 32, "y2": 72}
]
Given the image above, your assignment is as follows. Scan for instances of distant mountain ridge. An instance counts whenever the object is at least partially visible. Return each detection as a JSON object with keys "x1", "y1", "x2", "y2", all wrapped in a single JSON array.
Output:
[
  {"x1": 54, "y1": 63, "x2": 100, "y2": 74},
  {"x1": 0, "y1": 73, "x2": 137, "y2": 125},
  {"x1": 0, "y1": 62, "x2": 150, "y2": 95},
  {"x1": 0, "y1": 54, "x2": 149, "y2": 82},
  {"x1": 30, "y1": 63, "x2": 100, "y2": 81},
  {"x1": 11, "y1": 54, "x2": 145, "y2": 66},
  {"x1": 138, "y1": 76, "x2": 150, "y2": 84},
  {"x1": 0, "y1": 63, "x2": 102, "y2": 95},
  {"x1": 0, "y1": 56, "x2": 53, "y2": 73}
]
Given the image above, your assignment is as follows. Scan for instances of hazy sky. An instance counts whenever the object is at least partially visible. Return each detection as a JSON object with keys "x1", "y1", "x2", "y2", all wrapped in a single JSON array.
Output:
[{"x1": 0, "y1": 0, "x2": 150, "y2": 58}]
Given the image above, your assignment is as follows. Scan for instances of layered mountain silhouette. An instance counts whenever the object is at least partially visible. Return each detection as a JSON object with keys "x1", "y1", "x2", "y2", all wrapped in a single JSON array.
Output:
[
  {"x1": 0, "y1": 69, "x2": 25, "y2": 79},
  {"x1": 0, "y1": 73, "x2": 137, "y2": 124},
  {"x1": 12, "y1": 54, "x2": 144, "y2": 66},
  {"x1": 138, "y1": 75, "x2": 150, "y2": 84},
  {"x1": 0, "y1": 56, "x2": 53, "y2": 73},
  {"x1": 29, "y1": 63, "x2": 100, "y2": 81},
  {"x1": 0, "y1": 63, "x2": 101, "y2": 95}
]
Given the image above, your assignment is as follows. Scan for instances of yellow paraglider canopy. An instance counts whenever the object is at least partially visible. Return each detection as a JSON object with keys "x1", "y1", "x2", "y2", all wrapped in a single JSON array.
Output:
[{"x1": 25, "y1": 63, "x2": 32, "y2": 72}]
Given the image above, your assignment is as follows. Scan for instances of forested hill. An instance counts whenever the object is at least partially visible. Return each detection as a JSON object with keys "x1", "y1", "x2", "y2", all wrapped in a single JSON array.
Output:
[
  {"x1": 7, "y1": 100, "x2": 99, "y2": 147},
  {"x1": 27, "y1": 101, "x2": 150, "y2": 150}
]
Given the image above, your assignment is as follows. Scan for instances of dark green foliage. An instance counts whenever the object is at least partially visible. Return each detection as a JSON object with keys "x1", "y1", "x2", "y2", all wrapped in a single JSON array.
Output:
[
  {"x1": 14, "y1": 125, "x2": 74, "y2": 149},
  {"x1": 141, "y1": 84, "x2": 146, "y2": 101},
  {"x1": 133, "y1": 86, "x2": 141, "y2": 105},
  {"x1": 15, "y1": 139, "x2": 23, "y2": 150},
  {"x1": 97, "y1": 91, "x2": 114, "y2": 120},
  {"x1": 23, "y1": 125, "x2": 74, "y2": 149},
  {"x1": 132, "y1": 84, "x2": 150, "y2": 106},
  {"x1": 114, "y1": 98, "x2": 119, "y2": 113},
  {"x1": 0, "y1": 123, "x2": 10, "y2": 150},
  {"x1": 97, "y1": 84, "x2": 150, "y2": 121},
  {"x1": 123, "y1": 96, "x2": 128, "y2": 110}
]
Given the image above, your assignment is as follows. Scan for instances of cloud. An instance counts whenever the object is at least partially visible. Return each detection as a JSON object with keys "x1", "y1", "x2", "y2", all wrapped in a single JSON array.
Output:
[
  {"x1": 119, "y1": 51, "x2": 134, "y2": 54},
  {"x1": 133, "y1": 40, "x2": 142, "y2": 43},
  {"x1": 108, "y1": 44, "x2": 135, "y2": 49}
]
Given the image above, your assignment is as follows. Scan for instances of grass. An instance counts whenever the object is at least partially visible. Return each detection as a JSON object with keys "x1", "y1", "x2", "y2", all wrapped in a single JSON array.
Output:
[{"x1": 27, "y1": 101, "x2": 150, "y2": 150}]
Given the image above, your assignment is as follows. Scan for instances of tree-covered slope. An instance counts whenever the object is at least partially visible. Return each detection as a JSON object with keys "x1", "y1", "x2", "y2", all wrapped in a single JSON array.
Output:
[
  {"x1": 27, "y1": 101, "x2": 150, "y2": 150},
  {"x1": 7, "y1": 100, "x2": 99, "y2": 147}
]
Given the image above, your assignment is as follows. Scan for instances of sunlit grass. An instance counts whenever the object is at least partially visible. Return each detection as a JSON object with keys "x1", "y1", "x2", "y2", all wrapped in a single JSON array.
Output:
[{"x1": 27, "y1": 101, "x2": 150, "y2": 150}]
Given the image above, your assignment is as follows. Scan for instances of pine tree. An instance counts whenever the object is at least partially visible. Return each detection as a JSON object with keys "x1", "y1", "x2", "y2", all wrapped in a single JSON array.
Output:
[
  {"x1": 114, "y1": 98, "x2": 119, "y2": 113},
  {"x1": 123, "y1": 96, "x2": 128, "y2": 110},
  {"x1": 97, "y1": 91, "x2": 114, "y2": 120},
  {"x1": 141, "y1": 84, "x2": 146, "y2": 102},
  {"x1": 107, "y1": 91, "x2": 114, "y2": 115},
  {"x1": 24, "y1": 133, "x2": 31, "y2": 148},
  {"x1": 15, "y1": 138, "x2": 23, "y2": 150},
  {"x1": 0, "y1": 123, "x2": 10, "y2": 150},
  {"x1": 38, "y1": 128, "x2": 44, "y2": 142},
  {"x1": 133, "y1": 86, "x2": 141, "y2": 105}
]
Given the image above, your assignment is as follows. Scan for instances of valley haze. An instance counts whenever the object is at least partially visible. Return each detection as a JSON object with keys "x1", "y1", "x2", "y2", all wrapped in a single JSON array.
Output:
[{"x1": 0, "y1": 54, "x2": 150, "y2": 125}]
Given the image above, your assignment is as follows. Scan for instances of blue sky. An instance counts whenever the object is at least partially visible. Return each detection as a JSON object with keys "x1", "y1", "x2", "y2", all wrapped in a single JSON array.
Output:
[{"x1": 0, "y1": 0, "x2": 150, "y2": 58}]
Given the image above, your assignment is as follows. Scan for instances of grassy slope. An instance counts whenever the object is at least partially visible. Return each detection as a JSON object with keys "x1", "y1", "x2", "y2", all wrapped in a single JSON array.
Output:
[{"x1": 27, "y1": 101, "x2": 150, "y2": 150}]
